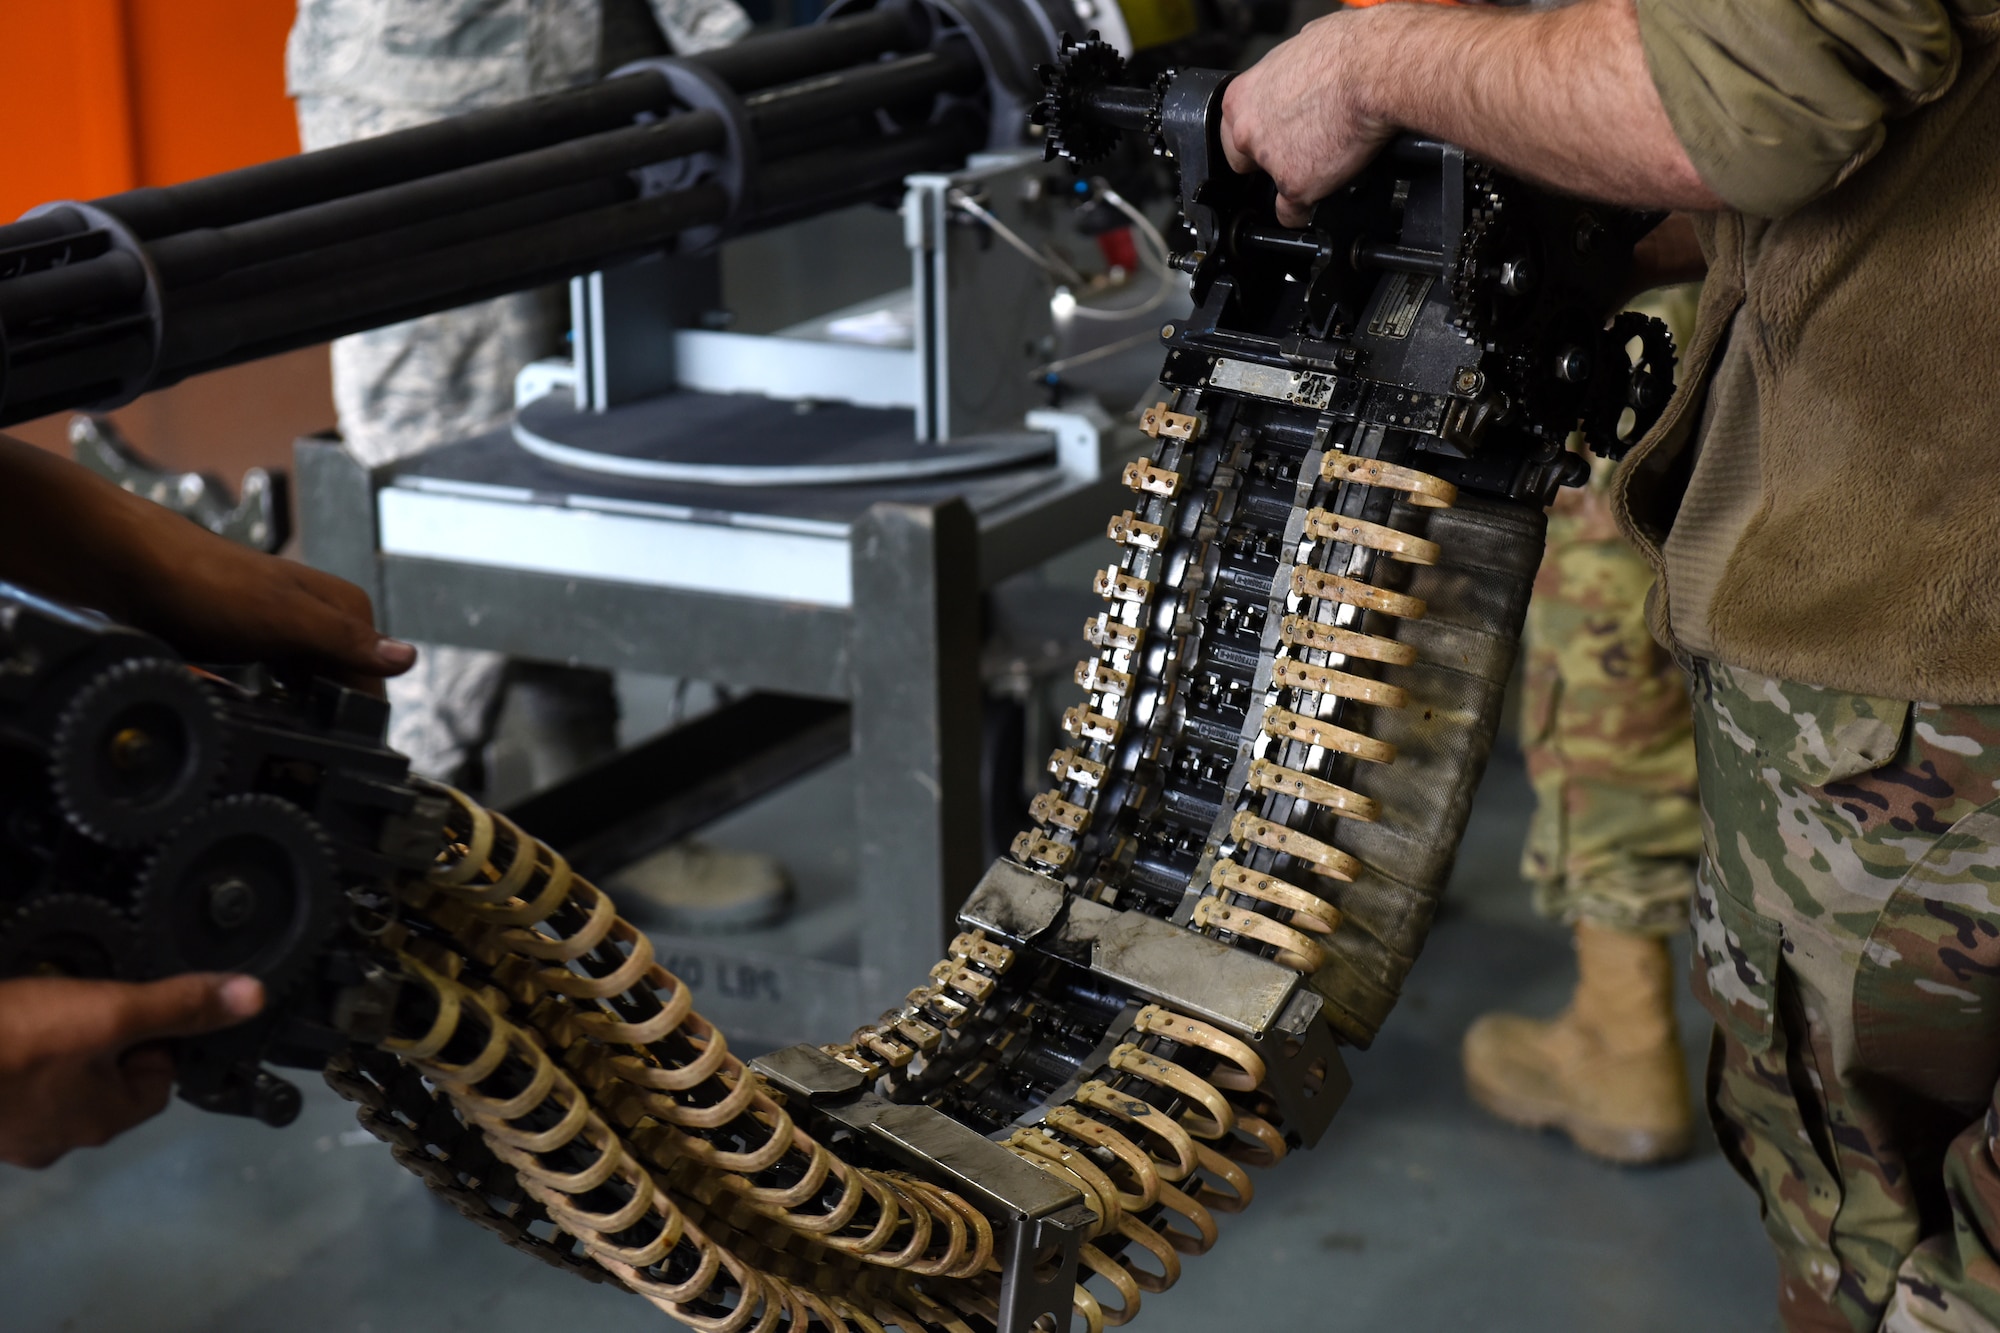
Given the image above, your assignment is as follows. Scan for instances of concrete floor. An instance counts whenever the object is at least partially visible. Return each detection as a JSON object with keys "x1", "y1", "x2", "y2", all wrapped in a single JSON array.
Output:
[{"x1": 0, "y1": 741, "x2": 1778, "y2": 1333}]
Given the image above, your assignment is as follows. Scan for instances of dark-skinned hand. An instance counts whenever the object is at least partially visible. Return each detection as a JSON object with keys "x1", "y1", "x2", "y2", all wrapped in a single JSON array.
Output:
[
  {"x1": 0, "y1": 432, "x2": 415, "y2": 689},
  {"x1": 0, "y1": 973, "x2": 265, "y2": 1168}
]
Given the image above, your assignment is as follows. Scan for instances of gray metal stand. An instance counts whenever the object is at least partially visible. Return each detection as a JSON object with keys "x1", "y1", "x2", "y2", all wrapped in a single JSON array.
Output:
[{"x1": 296, "y1": 407, "x2": 1135, "y2": 1043}]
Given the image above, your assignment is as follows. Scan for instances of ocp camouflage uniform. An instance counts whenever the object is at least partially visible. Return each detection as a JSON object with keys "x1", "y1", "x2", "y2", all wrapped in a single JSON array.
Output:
[
  {"x1": 1692, "y1": 661, "x2": 2000, "y2": 1333},
  {"x1": 286, "y1": 0, "x2": 748, "y2": 784},
  {"x1": 1519, "y1": 283, "x2": 1703, "y2": 936}
]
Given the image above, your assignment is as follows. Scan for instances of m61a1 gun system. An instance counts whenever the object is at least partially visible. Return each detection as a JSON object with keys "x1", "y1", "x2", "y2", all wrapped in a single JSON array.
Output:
[{"x1": 0, "y1": 17, "x2": 1671, "y2": 1332}]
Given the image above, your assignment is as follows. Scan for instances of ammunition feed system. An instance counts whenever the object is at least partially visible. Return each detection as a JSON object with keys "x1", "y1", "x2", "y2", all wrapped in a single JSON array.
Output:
[{"x1": 0, "y1": 20, "x2": 1672, "y2": 1333}]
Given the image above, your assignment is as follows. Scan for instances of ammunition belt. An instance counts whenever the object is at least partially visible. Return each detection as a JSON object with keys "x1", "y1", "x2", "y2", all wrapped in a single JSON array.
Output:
[{"x1": 319, "y1": 382, "x2": 1460, "y2": 1329}]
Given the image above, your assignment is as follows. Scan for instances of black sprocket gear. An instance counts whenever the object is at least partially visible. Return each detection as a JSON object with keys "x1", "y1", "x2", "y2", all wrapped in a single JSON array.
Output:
[
  {"x1": 1031, "y1": 33, "x2": 1132, "y2": 166},
  {"x1": 135, "y1": 794, "x2": 340, "y2": 999},
  {"x1": 50, "y1": 657, "x2": 225, "y2": 846},
  {"x1": 0, "y1": 894, "x2": 146, "y2": 981},
  {"x1": 1582, "y1": 310, "x2": 1677, "y2": 458}
]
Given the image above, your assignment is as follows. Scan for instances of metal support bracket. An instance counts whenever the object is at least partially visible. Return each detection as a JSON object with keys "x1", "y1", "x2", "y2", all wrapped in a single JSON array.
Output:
[
  {"x1": 750, "y1": 1044, "x2": 1093, "y2": 1333},
  {"x1": 958, "y1": 859, "x2": 1351, "y2": 1146}
]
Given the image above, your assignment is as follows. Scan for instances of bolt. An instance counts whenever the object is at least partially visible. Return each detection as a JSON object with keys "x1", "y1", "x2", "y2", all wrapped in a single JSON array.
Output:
[
  {"x1": 1555, "y1": 346, "x2": 1592, "y2": 383},
  {"x1": 108, "y1": 726, "x2": 154, "y2": 772},
  {"x1": 1160, "y1": 324, "x2": 1177, "y2": 340},
  {"x1": 1498, "y1": 259, "x2": 1533, "y2": 295},
  {"x1": 206, "y1": 877, "x2": 257, "y2": 930},
  {"x1": 1453, "y1": 368, "x2": 1485, "y2": 396}
]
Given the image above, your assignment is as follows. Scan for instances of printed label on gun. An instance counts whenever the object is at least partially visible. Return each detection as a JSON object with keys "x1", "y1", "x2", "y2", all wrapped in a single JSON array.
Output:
[{"x1": 1366, "y1": 272, "x2": 1433, "y2": 340}]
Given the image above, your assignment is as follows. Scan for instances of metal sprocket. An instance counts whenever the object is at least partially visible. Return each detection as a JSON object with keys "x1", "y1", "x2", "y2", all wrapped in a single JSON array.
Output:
[
  {"x1": 135, "y1": 794, "x2": 340, "y2": 1000},
  {"x1": 50, "y1": 656, "x2": 225, "y2": 846},
  {"x1": 1583, "y1": 310, "x2": 1678, "y2": 458},
  {"x1": 0, "y1": 894, "x2": 146, "y2": 981},
  {"x1": 1032, "y1": 33, "x2": 1133, "y2": 166}
]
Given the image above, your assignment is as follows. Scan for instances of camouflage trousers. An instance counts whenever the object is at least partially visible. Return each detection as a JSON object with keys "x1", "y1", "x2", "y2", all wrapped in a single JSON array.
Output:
[
  {"x1": 1690, "y1": 659, "x2": 2000, "y2": 1332},
  {"x1": 1518, "y1": 470, "x2": 1702, "y2": 937}
]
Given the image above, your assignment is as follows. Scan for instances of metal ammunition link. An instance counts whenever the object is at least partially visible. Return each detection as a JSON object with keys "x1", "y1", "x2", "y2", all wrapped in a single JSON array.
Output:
[
  {"x1": 1183, "y1": 435, "x2": 1459, "y2": 982},
  {"x1": 313, "y1": 391, "x2": 1450, "y2": 1331}
]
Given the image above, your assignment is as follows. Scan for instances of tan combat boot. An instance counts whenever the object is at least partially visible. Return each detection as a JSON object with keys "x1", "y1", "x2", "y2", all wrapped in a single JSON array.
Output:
[{"x1": 1461, "y1": 919, "x2": 1694, "y2": 1164}]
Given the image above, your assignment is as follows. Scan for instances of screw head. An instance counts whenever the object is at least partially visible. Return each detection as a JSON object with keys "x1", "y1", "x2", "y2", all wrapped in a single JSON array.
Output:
[
  {"x1": 1160, "y1": 324, "x2": 1177, "y2": 340},
  {"x1": 206, "y1": 877, "x2": 257, "y2": 930},
  {"x1": 1555, "y1": 346, "x2": 1592, "y2": 383}
]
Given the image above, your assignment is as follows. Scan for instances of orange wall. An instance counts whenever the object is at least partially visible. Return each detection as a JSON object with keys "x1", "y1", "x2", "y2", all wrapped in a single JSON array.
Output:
[{"x1": 0, "y1": 0, "x2": 300, "y2": 225}]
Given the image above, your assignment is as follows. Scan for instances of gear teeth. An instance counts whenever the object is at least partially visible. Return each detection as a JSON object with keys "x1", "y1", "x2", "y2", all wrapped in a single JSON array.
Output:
[
  {"x1": 49, "y1": 656, "x2": 227, "y2": 846},
  {"x1": 0, "y1": 893, "x2": 147, "y2": 980},
  {"x1": 135, "y1": 793, "x2": 341, "y2": 1002},
  {"x1": 1030, "y1": 32, "x2": 1134, "y2": 166}
]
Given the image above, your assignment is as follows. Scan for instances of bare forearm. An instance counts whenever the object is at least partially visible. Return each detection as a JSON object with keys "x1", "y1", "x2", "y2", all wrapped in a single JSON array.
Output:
[
  {"x1": 0, "y1": 432, "x2": 412, "y2": 682},
  {"x1": 1353, "y1": 0, "x2": 1718, "y2": 209},
  {"x1": 1222, "y1": 0, "x2": 1722, "y2": 226},
  {"x1": 0, "y1": 433, "x2": 156, "y2": 618}
]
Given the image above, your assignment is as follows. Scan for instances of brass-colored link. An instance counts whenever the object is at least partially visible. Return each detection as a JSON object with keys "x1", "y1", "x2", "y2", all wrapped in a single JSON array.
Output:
[
  {"x1": 1062, "y1": 706, "x2": 1123, "y2": 744},
  {"x1": 1192, "y1": 898, "x2": 1327, "y2": 973},
  {"x1": 1230, "y1": 810, "x2": 1361, "y2": 881},
  {"x1": 1271, "y1": 658, "x2": 1408, "y2": 709},
  {"x1": 1012, "y1": 830, "x2": 1078, "y2": 869},
  {"x1": 1030, "y1": 790, "x2": 1091, "y2": 832},
  {"x1": 1108, "y1": 510, "x2": 1166, "y2": 550},
  {"x1": 1154, "y1": 1181, "x2": 1219, "y2": 1256},
  {"x1": 1139, "y1": 402, "x2": 1199, "y2": 440},
  {"x1": 947, "y1": 932, "x2": 1013, "y2": 973},
  {"x1": 1107, "y1": 1044, "x2": 1235, "y2": 1140},
  {"x1": 1079, "y1": 1243, "x2": 1144, "y2": 1326},
  {"x1": 1122, "y1": 460, "x2": 1181, "y2": 497},
  {"x1": 1131, "y1": 1005, "x2": 1267, "y2": 1090},
  {"x1": 1278, "y1": 613, "x2": 1417, "y2": 667},
  {"x1": 1049, "y1": 747, "x2": 1108, "y2": 788},
  {"x1": 1076, "y1": 659, "x2": 1133, "y2": 695},
  {"x1": 1303, "y1": 508, "x2": 1442, "y2": 564},
  {"x1": 1318, "y1": 453, "x2": 1458, "y2": 507},
  {"x1": 1044, "y1": 1106, "x2": 1162, "y2": 1210},
  {"x1": 1246, "y1": 758, "x2": 1380, "y2": 821},
  {"x1": 1095, "y1": 567, "x2": 1154, "y2": 603},
  {"x1": 1290, "y1": 567, "x2": 1427, "y2": 620},
  {"x1": 1259, "y1": 706, "x2": 1396, "y2": 764},
  {"x1": 1085, "y1": 613, "x2": 1143, "y2": 650},
  {"x1": 1075, "y1": 1080, "x2": 1197, "y2": 1181},
  {"x1": 1115, "y1": 1211, "x2": 1183, "y2": 1293},
  {"x1": 1208, "y1": 858, "x2": 1341, "y2": 935},
  {"x1": 1190, "y1": 1142, "x2": 1255, "y2": 1215}
]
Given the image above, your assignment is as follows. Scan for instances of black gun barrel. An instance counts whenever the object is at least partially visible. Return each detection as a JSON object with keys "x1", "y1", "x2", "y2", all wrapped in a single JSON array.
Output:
[{"x1": 0, "y1": 1, "x2": 993, "y2": 429}]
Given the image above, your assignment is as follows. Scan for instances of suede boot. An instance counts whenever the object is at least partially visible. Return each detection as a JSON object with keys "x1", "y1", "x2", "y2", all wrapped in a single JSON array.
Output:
[{"x1": 1461, "y1": 919, "x2": 1694, "y2": 1164}]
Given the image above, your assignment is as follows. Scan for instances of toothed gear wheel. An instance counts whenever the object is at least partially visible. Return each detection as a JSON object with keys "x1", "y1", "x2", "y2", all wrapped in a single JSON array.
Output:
[
  {"x1": 1032, "y1": 33, "x2": 1132, "y2": 165},
  {"x1": 1583, "y1": 311, "x2": 1678, "y2": 459},
  {"x1": 0, "y1": 894, "x2": 146, "y2": 981},
  {"x1": 136, "y1": 795, "x2": 340, "y2": 998},
  {"x1": 50, "y1": 657, "x2": 225, "y2": 846}
]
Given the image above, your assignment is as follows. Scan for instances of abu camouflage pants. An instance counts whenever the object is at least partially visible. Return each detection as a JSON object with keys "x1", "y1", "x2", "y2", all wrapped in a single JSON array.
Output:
[
  {"x1": 1691, "y1": 659, "x2": 2000, "y2": 1332},
  {"x1": 1518, "y1": 463, "x2": 1702, "y2": 937}
]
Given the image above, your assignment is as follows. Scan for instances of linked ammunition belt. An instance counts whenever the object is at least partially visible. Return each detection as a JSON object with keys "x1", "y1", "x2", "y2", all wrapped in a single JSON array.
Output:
[{"x1": 303, "y1": 380, "x2": 1508, "y2": 1332}]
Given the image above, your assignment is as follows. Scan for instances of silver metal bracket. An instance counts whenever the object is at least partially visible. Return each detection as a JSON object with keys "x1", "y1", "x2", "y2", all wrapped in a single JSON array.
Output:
[
  {"x1": 957, "y1": 859, "x2": 1352, "y2": 1146},
  {"x1": 749, "y1": 1043, "x2": 1095, "y2": 1333}
]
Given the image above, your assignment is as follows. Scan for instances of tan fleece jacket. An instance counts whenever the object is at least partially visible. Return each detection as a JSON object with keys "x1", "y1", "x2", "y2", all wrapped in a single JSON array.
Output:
[{"x1": 1614, "y1": 0, "x2": 2000, "y2": 704}]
